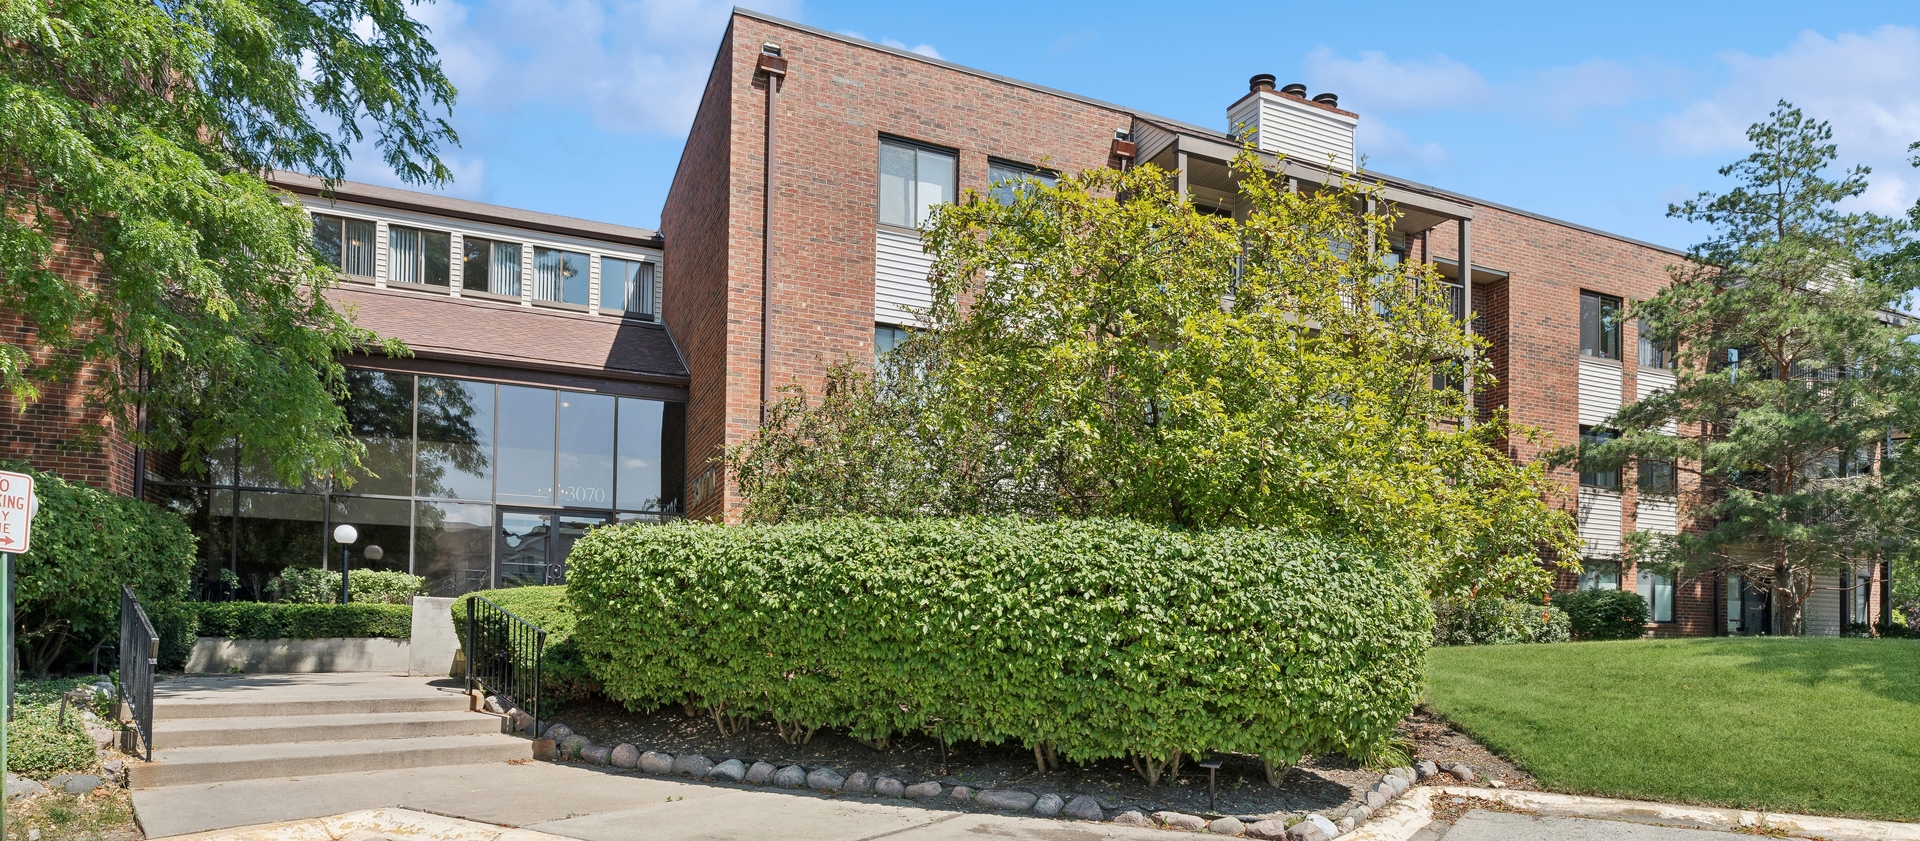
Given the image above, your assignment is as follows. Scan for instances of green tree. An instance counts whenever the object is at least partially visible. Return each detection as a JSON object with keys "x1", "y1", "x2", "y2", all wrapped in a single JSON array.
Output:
[
  {"x1": 0, "y1": 0, "x2": 455, "y2": 484},
  {"x1": 732, "y1": 155, "x2": 1580, "y2": 599},
  {"x1": 1565, "y1": 103, "x2": 1920, "y2": 635}
]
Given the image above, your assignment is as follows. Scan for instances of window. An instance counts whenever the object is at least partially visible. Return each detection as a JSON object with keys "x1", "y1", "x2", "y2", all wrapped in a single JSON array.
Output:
[
  {"x1": 1637, "y1": 318, "x2": 1674, "y2": 369},
  {"x1": 875, "y1": 324, "x2": 909, "y2": 360},
  {"x1": 312, "y1": 214, "x2": 377, "y2": 278},
  {"x1": 601, "y1": 257, "x2": 656, "y2": 319},
  {"x1": 1852, "y1": 567, "x2": 1872, "y2": 623},
  {"x1": 387, "y1": 226, "x2": 451, "y2": 287},
  {"x1": 879, "y1": 138, "x2": 957, "y2": 228},
  {"x1": 1580, "y1": 291, "x2": 1622, "y2": 360},
  {"x1": 533, "y1": 247, "x2": 591, "y2": 305},
  {"x1": 1579, "y1": 426, "x2": 1621, "y2": 489},
  {"x1": 1637, "y1": 567, "x2": 1674, "y2": 622},
  {"x1": 1637, "y1": 458, "x2": 1677, "y2": 496},
  {"x1": 988, "y1": 160, "x2": 1057, "y2": 206},
  {"x1": 462, "y1": 237, "x2": 522, "y2": 297},
  {"x1": 1578, "y1": 561, "x2": 1621, "y2": 591}
]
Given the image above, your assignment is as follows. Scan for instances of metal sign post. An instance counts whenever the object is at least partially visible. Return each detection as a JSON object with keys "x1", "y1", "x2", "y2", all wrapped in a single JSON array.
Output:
[{"x1": 0, "y1": 469, "x2": 40, "y2": 835}]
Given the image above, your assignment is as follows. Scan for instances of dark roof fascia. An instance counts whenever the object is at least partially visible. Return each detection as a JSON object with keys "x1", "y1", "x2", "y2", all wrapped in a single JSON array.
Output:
[{"x1": 272, "y1": 171, "x2": 664, "y2": 249}]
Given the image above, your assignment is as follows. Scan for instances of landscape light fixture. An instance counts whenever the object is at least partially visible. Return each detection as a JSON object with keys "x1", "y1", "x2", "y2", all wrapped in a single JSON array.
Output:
[{"x1": 332, "y1": 523, "x2": 358, "y2": 604}]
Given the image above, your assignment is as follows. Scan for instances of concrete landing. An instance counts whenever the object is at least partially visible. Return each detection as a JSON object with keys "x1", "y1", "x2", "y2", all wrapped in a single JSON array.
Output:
[{"x1": 134, "y1": 761, "x2": 1176, "y2": 841}]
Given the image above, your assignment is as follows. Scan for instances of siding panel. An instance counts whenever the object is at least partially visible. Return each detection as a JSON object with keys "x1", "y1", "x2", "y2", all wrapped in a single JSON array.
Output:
[
  {"x1": 1637, "y1": 367, "x2": 1678, "y2": 434},
  {"x1": 875, "y1": 227, "x2": 933, "y2": 326},
  {"x1": 1578, "y1": 359, "x2": 1623, "y2": 426},
  {"x1": 1577, "y1": 487, "x2": 1624, "y2": 559},
  {"x1": 1635, "y1": 497, "x2": 1679, "y2": 536},
  {"x1": 1803, "y1": 573, "x2": 1843, "y2": 637},
  {"x1": 1227, "y1": 94, "x2": 1357, "y2": 170}
]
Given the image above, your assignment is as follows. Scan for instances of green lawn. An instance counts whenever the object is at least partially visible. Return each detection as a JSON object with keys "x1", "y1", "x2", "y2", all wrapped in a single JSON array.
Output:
[{"x1": 1426, "y1": 637, "x2": 1920, "y2": 822}]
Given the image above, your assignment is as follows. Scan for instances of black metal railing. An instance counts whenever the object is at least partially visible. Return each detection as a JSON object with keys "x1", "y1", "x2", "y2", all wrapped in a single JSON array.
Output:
[
  {"x1": 118, "y1": 585, "x2": 158, "y2": 761},
  {"x1": 465, "y1": 595, "x2": 547, "y2": 738}
]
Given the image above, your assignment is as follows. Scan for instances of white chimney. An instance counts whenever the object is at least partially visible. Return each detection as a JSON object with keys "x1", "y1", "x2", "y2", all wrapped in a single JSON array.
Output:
[{"x1": 1227, "y1": 76, "x2": 1358, "y2": 171}]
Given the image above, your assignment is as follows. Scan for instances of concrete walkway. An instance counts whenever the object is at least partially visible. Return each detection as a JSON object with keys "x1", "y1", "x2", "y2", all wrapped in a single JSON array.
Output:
[
  {"x1": 133, "y1": 760, "x2": 1175, "y2": 841},
  {"x1": 1432, "y1": 811, "x2": 1746, "y2": 840}
]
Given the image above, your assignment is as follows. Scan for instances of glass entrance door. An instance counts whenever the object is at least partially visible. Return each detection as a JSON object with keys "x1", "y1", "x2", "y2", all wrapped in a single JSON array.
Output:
[{"x1": 497, "y1": 509, "x2": 612, "y2": 588}]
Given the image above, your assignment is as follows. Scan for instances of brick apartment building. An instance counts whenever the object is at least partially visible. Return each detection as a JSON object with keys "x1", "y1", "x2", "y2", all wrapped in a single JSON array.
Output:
[{"x1": 0, "y1": 9, "x2": 1890, "y2": 633}]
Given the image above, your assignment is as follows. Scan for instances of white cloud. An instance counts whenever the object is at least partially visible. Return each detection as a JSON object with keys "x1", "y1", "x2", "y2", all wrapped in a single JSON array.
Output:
[
  {"x1": 881, "y1": 37, "x2": 941, "y2": 59},
  {"x1": 1525, "y1": 59, "x2": 1645, "y2": 119},
  {"x1": 422, "y1": 0, "x2": 803, "y2": 138},
  {"x1": 1302, "y1": 47, "x2": 1493, "y2": 112},
  {"x1": 1356, "y1": 119, "x2": 1448, "y2": 169},
  {"x1": 1655, "y1": 25, "x2": 1920, "y2": 213}
]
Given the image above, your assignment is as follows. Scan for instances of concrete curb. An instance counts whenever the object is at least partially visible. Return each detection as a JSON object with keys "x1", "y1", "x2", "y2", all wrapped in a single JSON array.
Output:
[
  {"x1": 150, "y1": 807, "x2": 577, "y2": 841},
  {"x1": 1433, "y1": 787, "x2": 1920, "y2": 841}
]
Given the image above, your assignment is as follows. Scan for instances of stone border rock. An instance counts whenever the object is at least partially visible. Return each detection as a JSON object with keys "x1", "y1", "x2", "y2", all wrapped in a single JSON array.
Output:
[
  {"x1": 8, "y1": 679, "x2": 130, "y2": 802},
  {"x1": 521, "y1": 718, "x2": 1445, "y2": 838}
]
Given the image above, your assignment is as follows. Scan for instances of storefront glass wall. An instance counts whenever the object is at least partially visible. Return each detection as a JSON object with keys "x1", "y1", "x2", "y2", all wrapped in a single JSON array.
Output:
[{"x1": 148, "y1": 368, "x2": 685, "y2": 598}]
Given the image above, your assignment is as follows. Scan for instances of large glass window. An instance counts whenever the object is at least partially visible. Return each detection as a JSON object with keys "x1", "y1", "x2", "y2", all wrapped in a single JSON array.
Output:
[
  {"x1": 1637, "y1": 458, "x2": 1677, "y2": 496},
  {"x1": 312, "y1": 214, "x2": 377, "y2": 278},
  {"x1": 1637, "y1": 318, "x2": 1674, "y2": 369},
  {"x1": 1580, "y1": 291, "x2": 1622, "y2": 360},
  {"x1": 1637, "y1": 567, "x2": 1674, "y2": 622},
  {"x1": 534, "y1": 247, "x2": 591, "y2": 305},
  {"x1": 616, "y1": 397, "x2": 684, "y2": 512},
  {"x1": 557, "y1": 393, "x2": 615, "y2": 508},
  {"x1": 600, "y1": 257, "x2": 656, "y2": 319},
  {"x1": 496, "y1": 385, "x2": 557, "y2": 506},
  {"x1": 1579, "y1": 426, "x2": 1621, "y2": 489},
  {"x1": 879, "y1": 138, "x2": 956, "y2": 228},
  {"x1": 1578, "y1": 561, "x2": 1620, "y2": 591},
  {"x1": 342, "y1": 370, "x2": 414, "y2": 496},
  {"x1": 988, "y1": 160, "x2": 1056, "y2": 206},
  {"x1": 388, "y1": 226, "x2": 451, "y2": 287},
  {"x1": 149, "y1": 370, "x2": 683, "y2": 597},
  {"x1": 875, "y1": 324, "x2": 909, "y2": 360},
  {"x1": 462, "y1": 237, "x2": 522, "y2": 297}
]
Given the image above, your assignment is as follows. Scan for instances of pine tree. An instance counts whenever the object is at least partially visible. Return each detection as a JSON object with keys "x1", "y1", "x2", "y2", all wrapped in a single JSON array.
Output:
[{"x1": 1572, "y1": 103, "x2": 1920, "y2": 635}]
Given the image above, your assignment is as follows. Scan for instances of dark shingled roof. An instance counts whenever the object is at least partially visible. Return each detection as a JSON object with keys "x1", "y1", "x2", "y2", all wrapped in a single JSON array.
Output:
[{"x1": 329, "y1": 284, "x2": 688, "y2": 383}]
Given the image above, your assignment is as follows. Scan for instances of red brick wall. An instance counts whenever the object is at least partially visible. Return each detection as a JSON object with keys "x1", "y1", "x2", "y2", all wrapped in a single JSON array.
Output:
[
  {"x1": 0, "y1": 222, "x2": 136, "y2": 495},
  {"x1": 666, "y1": 13, "x2": 1133, "y2": 521},
  {"x1": 1430, "y1": 207, "x2": 1716, "y2": 633}
]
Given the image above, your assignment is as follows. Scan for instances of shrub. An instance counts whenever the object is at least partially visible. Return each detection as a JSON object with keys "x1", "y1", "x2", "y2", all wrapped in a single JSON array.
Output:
[
  {"x1": 7, "y1": 678, "x2": 100, "y2": 777},
  {"x1": 1556, "y1": 588, "x2": 1650, "y2": 641},
  {"x1": 453, "y1": 586, "x2": 598, "y2": 706},
  {"x1": 194, "y1": 602, "x2": 412, "y2": 639},
  {"x1": 6, "y1": 464, "x2": 196, "y2": 675},
  {"x1": 1433, "y1": 597, "x2": 1571, "y2": 645},
  {"x1": 568, "y1": 517, "x2": 1431, "y2": 779},
  {"x1": 266, "y1": 566, "x2": 425, "y2": 604}
]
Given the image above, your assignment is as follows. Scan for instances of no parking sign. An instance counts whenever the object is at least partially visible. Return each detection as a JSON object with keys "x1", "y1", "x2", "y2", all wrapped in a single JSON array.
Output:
[{"x1": 0, "y1": 469, "x2": 37, "y2": 554}]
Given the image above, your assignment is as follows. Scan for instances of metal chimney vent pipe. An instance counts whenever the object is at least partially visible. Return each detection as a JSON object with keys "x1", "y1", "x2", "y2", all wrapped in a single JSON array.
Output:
[
  {"x1": 1248, "y1": 73, "x2": 1276, "y2": 93},
  {"x1": 1312, "y1": 92, "x2": 1340, "y2": 108},
  {"x1": 1280, "y1": 83, "x2": 1307, "y2": 97}
]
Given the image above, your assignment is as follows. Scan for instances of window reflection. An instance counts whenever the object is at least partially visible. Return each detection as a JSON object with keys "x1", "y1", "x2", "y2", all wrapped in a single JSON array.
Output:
[
  {"x1": 417, "y1": 377, "x2": 492, "y2": 501},
  {"x1": 496, "y1": 385, "x2": 556, "y2": 506},
  {"x1": 558, "y1": 393, "x2": 615, "y2": 507},
  {"x1": 343, "y1": 370, "x2": 414, "y2": 496},
  {"x1": 415, "y1": 500, "x2": 492, "y2": 596}
]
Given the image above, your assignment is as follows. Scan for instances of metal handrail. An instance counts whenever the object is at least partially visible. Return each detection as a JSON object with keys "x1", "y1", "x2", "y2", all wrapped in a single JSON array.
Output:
[
  {"x1": 465, "y1": 595, "x2": 547, "y2": 738},
  {"x1": 118, "y1": 585, "x2": 158, "y2": 761}
]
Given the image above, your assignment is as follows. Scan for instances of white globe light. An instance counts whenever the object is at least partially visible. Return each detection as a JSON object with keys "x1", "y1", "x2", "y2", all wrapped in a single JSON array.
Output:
[
  {"x1": 332, "y1": 524, "x2": 359, "y2": 544},
  {"x1": 364, "y1": 544, "x2": 384, "y2": 562}
]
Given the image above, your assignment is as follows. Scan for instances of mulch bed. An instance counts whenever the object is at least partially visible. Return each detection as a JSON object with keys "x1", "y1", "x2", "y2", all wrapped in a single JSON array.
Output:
[{"x1": 553, "y1": 699, "x2": 1527, "y2": 820}]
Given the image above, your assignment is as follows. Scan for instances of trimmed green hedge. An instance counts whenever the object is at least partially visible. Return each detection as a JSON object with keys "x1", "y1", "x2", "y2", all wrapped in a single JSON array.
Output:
[
  {"x1": 269, "y1": 566, "x2": 425, "y2": 604},
  {"x1": 194, "y1": 602, "x2": 412, "y2": 639},
  {"x1": 453, "y1": 586, "x2": 598, "y2": 705},
  {"x1": 1433, "y1": 597, "x2": 1571, "y2": 645},
  {"x1": 1556, "y1": 588, "x2": 1649, "y2": 641},
  {"x1": 569, "y1": 517, "x2": 1431, "y2": 771}
]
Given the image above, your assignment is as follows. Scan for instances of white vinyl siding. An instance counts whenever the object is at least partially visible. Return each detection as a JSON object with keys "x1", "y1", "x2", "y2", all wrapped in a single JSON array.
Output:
[
  {"x1": 1226, "y1": 91, "x2": 1357, "y2": 170},
  {"x1": 1577, "y1": 486, "x2": 1624, "y2": 560},
  {"x1": 1636, "y1": 496, "x2": 1679, "y2": 536},
  {"x1": 1803, "y1": 573, "x2": 1844, "y2": 637},
  {"x1": 1579, "y1": 358, "x2": 1624, "y2": 426},
  {"x1": 1637, "y1": 367, "x2": 1679, "y2": 434},
  {"x1": 875, "y1": 227, "x2": 933, "y2": 326}
]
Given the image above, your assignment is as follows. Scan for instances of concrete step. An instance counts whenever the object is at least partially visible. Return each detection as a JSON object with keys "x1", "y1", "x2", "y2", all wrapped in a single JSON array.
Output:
[
  {"x1": 128, "y1": 733, "x2": 532, "y2": 789},
  {"x1": 152, "y1": 673, "x2": 473, "y2": 721},
  {"x1": 151, "y1": 710, "x2": 503, "y2": 749}
]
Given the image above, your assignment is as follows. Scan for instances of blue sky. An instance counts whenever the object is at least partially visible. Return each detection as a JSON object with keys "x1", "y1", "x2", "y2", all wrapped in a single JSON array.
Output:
[{"x1": 349, "y1": 0, "x2": 1920, "y2": 250}]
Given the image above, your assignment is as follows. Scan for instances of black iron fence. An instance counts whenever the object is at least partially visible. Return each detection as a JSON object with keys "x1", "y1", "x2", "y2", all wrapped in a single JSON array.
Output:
[
  {"x1": 118, "y1": 585, "x2": 158, "y2": 761},
  {"x1": 465, "y1": 595, "x2": 547, "y2": 737}
]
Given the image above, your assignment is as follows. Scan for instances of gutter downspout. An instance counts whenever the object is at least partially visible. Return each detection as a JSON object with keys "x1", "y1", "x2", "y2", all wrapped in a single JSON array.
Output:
[{"x1": 756, "y1": 44, "x2": 787, "y2": 425}]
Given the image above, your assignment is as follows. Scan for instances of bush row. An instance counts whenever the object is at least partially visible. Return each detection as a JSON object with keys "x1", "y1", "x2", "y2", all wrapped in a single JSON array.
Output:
[
  {"x1": 567, "y1": 517, "x2": 1432, "y2": 772},
  {"x1": 193, "y1": 602, "x2": 412, "y2": 640},
  {"x1": 268, "y1": 566, "x2": 425, "y2": 604},
  {"x1": 1432, "y1": 597, "x2": 1570, "y2": 646},
  {"x1": 453, "y1": 586, "x2": 599, "y2": 705}
]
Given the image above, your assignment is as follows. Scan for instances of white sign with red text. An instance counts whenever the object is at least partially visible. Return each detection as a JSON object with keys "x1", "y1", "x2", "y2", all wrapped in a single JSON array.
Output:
[{"x1": 0, "y1": 470, "x2": 37, "y2": 554}]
